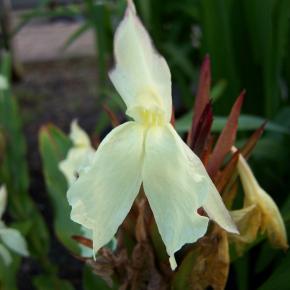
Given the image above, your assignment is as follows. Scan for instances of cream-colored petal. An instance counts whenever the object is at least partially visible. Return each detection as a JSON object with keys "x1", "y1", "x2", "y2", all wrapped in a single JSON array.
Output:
[
  {"x1": 109, "y1": 1, "x2": 172, "y2": 122},
  {"x1": 70, "y1": 120, "x2": 91, "y2": 147},
  {"x1": 67, "y1": 122, "x2": 145, "y2": 255},
  {"x1": 142, "y1": 124, "x2": 210, "y2": 269},
  {"x1": 179, "y1": 130, "x2": 238, "y2": 234},
  {"x1": 202, "y1": 187, "x2": 239, "y2": 234},
  {"x1": 0, "y1": 228, "x2": 29, "y2": 256},
  {"x1": 0, "y1": 186, "x2": 7, "y2": 219}
]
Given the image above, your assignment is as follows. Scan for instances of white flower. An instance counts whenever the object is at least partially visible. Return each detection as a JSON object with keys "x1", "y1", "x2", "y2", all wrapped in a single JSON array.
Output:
[
  {"x1": 59, "y1": 120, "x2": 95, "y2": 186},
  {"x1": 0, "y1": 75, "x2": 8, "y2": 91},
  {"x1": 0, "y1": 186, "x2": 29, "y2": 265},
  {"x1": 67, "y1": 0, "x2": 238, "y2": 270}
]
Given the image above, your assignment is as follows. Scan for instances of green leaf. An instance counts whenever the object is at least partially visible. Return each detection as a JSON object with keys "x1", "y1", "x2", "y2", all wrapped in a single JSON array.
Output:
[
  {"x1": 63, "y1": 22, "x2": 91, "y2": 50},
  {"x1": 258, "y1": 250, "x2": 290, "y2": 290},
  {"x1": 33, "y1": 275, "x2": 75, "y2": 290},
  {"x1": 39, "y1": 124, "x2": 82, "y2": 253},
  {"x1": 176, "y1": 113, "x2": 290, "y2": 134},
  {"x1": 0, "y1": 53, "x2": 50, "y2": 258},
  {"x1": 0, "y1": 253, "x2": 21, "y2": 290},
  {"x1": 172, "y1": 249, "x2": 198, "y2": 290},
  {"x1": 83, "y1": 266, "x2": 117, "y2": 290},
  {"x1": 199, "y1": 0, "x2": 240, "y2": 113}
]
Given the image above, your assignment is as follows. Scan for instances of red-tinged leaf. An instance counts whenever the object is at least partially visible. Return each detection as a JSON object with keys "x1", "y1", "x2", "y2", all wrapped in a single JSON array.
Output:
[
  {"x1": 215, "y1": 151, "x2": 239, "y2": 194},
  {"x1": 72, "y1": 235, "x2": 93, "y2": 249},
  {"x1": 187, "y1": 55, "x2": 211, "y2": 144},
  {"x1": 206, "y1": 91, "x2": 245, "y2": 178},
  {"x1": 170, "y1": 106, "x2": 175, "y2": 127},
  {"x1": 200, "y1": 135, "x2": 214, "y2": 165},
  {"x1": 102, "y1": 103, "x2": 119, "y2": 127},
  {"x1": 240, "y1": 122, "x2": 266, "y2": 159},
  {"x1": 190, "y1": 101, "x2": 213, "y2": 157},
  {"x1": 91, "y1": 133, "x2": 100, "y2": 148}
]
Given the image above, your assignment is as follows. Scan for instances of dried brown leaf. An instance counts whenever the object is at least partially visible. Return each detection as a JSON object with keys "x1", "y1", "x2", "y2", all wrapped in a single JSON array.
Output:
[
  {"x1": 189, "y1": 225, "x2": 230, "y2": 290},
  {"x1": 135, "y1": 198, "x2": 148, "y2": 243},
  {"x1": 131, "y1": 243, "x2": 167, "y2": 290}
]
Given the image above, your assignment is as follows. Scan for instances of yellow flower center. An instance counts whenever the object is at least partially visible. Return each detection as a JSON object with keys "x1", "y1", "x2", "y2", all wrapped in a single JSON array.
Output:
[
  {"x1": 128, "y1": 106, "x2": 166, "y2": 127},
  {"x1": 139, "y1": 108, "x2": 166, "y2": 126}
]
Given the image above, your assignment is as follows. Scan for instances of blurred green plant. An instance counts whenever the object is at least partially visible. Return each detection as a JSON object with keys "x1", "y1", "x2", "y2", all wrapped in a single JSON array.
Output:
[{"x1": 0, "y1": 53, "x2": 76, "y2": 290}]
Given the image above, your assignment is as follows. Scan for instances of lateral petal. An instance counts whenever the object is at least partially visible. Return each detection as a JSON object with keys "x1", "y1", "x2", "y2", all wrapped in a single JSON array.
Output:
[
  {"x1": 109, "y1": 1, "x2": 172, "y2": 122},
  {"x1": 67, "y1": 122, "x2": 145, "y2": 255},
  {"x1": 173, "y1": 126, "x2": 238, "y2": 235},
  {"x1": 142, "y1": 124, "x2": 209, "y2": 269},
  {"x1": 202, "y1": 187, "x2": 239, "y2": 234}
]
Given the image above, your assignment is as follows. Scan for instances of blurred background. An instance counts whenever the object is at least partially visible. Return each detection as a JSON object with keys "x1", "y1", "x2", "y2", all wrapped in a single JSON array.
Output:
[{"x1": 1, "y1": 0, "x2": 290, "y2": 289}]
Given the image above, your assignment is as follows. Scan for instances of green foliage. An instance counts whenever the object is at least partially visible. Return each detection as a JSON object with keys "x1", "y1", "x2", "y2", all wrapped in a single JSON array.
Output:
[
  {"x1": 83, "y1": 267, "x2": 116, "y2": 290},
  {"x1": 175, "y1": 112, "x2": 290, "y2": 134},
  {"x1": 0, "y1": 54, "x2": 75, "y2": 290},
  {"x1": 39, "y1": 124, "x2": 81, "y2": 253},
  {"x1": 33, "y1": 275, "x2": 75, "y2": 290},
  {"x1": 0, "y1": 255, "x2": 20, "y2": 290},
  {"x1": 0, "y1": 53, "x2": 52, "y2": 289}
]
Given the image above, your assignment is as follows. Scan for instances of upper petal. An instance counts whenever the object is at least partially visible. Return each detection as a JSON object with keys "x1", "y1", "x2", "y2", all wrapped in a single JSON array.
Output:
[
  {"x1": 142, "y1": 124, "x2": 209, "y2": 269},
  {"x1": 109, "y1": 1, "x2": 172, "y2": 122},
  {"x1": 67, "y1": 122, "x2": 145, "y2": 255}
]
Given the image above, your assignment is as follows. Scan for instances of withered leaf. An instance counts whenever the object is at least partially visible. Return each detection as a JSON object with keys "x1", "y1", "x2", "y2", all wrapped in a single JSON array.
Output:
[{"x1": 190, "y1": 226, "x2": 229, "y2": 290}]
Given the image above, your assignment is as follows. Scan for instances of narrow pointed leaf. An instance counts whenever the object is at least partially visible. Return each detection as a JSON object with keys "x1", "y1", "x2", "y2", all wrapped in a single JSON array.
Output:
[
  {"x1": 187, "y1": 55, "x2": 211, "y2": 144},
  {"x1": 240, "y1": 122, "x2": 266, "y2": 159},
  {"x1": 215, "y1": 151, "x2": 239, "y2": 194},
  {"x1": 207, "y1": 91, "x2": 245, "y2": 177},
  {"x1": 102, "y1": 104, "x2": 120, "y2": 128},
  {"x1": 190, "y1": 101, "x2": 213, "y2": 157}
]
